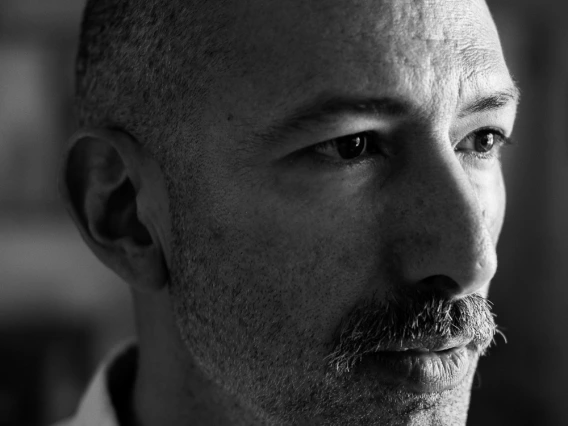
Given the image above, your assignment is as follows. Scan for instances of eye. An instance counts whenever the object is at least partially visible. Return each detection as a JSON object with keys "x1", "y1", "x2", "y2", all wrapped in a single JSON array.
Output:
[
  {"x1": 474, "y1": 130, "x2": 498, "y2": 153},
  {"x1": 456, "y1": 128, "x2": 513, "y2": 160},
  {"x1": 310, "y1": 131, "x2": 382, "y2": 161}
]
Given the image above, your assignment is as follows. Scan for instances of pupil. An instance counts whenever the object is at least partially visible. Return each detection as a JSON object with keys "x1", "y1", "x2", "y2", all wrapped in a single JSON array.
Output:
[
  {"x1": 337, "y1": 134, "x2": 367, "y2": 159},
  {"x1": 476, "y1": 132, "x2": 494, "y2": 152}
]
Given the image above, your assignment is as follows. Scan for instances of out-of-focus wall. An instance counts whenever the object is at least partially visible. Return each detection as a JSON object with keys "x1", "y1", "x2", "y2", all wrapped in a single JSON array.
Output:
[
  {"x1": 0, "y1": 1, "x2": 566, "y2": 425},
  {"x1": 0, "y1": 1, "x2": 133, "y2": 424}
]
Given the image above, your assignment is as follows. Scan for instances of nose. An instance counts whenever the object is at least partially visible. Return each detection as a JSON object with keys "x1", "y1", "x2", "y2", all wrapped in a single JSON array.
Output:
[{"x1": 392, "y1": 144, "x2": 501, "y2": 299}]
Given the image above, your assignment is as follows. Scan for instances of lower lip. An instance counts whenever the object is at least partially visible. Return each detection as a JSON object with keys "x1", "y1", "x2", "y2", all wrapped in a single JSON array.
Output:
[{"x1": 358, "y1": 346, "x2": 473, "y2": 393}]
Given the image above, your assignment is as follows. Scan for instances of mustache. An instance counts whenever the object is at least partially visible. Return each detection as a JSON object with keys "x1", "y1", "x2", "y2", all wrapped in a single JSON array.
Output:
[{"x1": 324, "y1": 291, "x2": 502, "y2": 375}]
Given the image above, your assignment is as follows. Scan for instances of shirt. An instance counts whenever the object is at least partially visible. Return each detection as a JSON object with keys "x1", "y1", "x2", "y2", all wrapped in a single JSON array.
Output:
[{"x1": 53, "y1": 340, "x2": 137, "y2": 426}]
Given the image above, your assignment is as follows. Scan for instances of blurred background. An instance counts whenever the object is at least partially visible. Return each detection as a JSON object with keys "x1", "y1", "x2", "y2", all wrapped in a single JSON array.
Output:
[{"x1": 0, "y1": 0, "x2": 566, "y2": 425}]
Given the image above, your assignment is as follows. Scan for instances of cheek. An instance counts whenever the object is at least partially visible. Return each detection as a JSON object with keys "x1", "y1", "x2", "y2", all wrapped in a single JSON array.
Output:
[{"x1": 205, "y1": 175, "x2": 382, "y2": 345}]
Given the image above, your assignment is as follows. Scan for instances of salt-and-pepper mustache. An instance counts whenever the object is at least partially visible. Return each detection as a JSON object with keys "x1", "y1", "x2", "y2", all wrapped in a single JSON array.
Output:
[{"x1": 325, "y1": 292, "x2": 503, "y2": 375}]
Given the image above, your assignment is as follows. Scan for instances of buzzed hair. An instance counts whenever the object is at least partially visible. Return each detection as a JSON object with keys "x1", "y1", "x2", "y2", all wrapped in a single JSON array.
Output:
[{"x1": 76, "y1": 0, "x2": 233, "y2": 157}]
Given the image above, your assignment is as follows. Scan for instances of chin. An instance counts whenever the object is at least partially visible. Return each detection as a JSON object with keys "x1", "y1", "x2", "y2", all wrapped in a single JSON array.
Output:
[{"x1": 291, "y1": 357, "x2": 479, "y2": 426}]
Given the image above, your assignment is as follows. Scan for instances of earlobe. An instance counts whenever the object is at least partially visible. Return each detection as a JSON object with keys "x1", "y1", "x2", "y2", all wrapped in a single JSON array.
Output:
[{"x1": 59, "y1": 128, "x2": 170, "y2": 292}]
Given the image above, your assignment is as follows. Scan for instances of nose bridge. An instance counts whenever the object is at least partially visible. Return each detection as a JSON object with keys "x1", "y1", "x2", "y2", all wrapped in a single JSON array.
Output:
[{"x1": 398, "y1": 147, "x2": 498, "y2": 296}]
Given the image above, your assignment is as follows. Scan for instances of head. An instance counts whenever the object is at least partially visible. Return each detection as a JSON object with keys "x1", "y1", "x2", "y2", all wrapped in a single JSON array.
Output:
[{"x1": 61, "y1": 0, "x2": 518, "y2": 425}]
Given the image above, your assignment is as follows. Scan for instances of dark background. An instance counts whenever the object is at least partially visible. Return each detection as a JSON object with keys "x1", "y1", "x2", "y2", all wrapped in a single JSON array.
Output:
[{"x1": 0, "y1": 1, "x2": 566, "y2": 425}]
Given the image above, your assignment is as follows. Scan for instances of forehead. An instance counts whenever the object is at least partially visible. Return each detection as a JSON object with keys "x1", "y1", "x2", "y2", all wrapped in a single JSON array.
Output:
[{"x1": 209, "y1": 0, "x2": 510, "y2": 130}]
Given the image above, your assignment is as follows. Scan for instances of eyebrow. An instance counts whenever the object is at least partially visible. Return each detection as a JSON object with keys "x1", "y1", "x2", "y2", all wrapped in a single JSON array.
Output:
[
  {"x1": 458, "y1": 83, "x2": 521, "y2": 118},
  {"x1": 254, "y1": 83, "x2": 520, "y2": 145},
  {"x1": 254, "y1": 94, "x2": 410, "y2": 144}
]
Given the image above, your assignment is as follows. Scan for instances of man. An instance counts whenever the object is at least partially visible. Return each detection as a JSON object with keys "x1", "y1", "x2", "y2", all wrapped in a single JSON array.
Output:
[{"x1": 58, "y1": 0, "x2": 519, "y2": 424}]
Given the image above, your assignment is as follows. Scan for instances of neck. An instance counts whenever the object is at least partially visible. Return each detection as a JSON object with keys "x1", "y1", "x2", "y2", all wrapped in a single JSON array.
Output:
[{"x1": 130, "y1": 290, "x2": 264, "y2": 426}]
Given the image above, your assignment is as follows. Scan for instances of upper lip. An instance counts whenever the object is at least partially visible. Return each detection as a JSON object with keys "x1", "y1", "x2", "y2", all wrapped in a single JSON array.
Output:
[{"x1": 381, "y1": 337, "x2": 471, "y2": 353}]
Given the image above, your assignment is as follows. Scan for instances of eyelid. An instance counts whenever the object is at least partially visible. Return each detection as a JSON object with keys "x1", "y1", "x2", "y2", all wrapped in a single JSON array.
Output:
[{"x1": 455, "y1": 127, "x2": 510, "y2": 149}]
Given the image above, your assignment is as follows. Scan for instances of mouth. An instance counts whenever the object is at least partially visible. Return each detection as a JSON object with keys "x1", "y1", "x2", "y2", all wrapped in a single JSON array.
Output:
[{"x1": 357, "y1": 339, "x2": 477, "y2": 393}]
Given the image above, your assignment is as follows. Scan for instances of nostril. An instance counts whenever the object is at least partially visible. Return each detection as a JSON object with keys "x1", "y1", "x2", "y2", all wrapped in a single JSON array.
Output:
[{"x1": 417, "y1": 275, "x2": 461, "y2": 299}]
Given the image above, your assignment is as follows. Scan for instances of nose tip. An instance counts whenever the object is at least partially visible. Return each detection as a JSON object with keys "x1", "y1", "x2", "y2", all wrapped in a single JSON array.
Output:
[
  {"x1": 403, "y1": 221, "x2": 498, "y2": 298},
  {"x1": 413, "y1": 255, "x2": 496, "y2": 301}
]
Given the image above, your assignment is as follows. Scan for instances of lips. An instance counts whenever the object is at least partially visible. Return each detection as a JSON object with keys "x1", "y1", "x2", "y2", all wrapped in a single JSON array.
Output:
[
  {"x1": 358, "y1": 339, "x2": 477, "y2": 393},
  {"x1": 382, "y1": 337, "x2": 471, "y2": 353}
]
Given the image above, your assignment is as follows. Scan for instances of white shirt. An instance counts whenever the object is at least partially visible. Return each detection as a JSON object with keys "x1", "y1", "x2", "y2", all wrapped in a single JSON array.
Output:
[{"x1": 53, "y1": 340, "x2": 137, "y2": 426}]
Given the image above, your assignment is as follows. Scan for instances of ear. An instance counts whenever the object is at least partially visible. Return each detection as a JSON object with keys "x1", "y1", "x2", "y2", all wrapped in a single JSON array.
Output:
[{"x1": 59, "y1": 128, "x2": 171, "y2": 292}]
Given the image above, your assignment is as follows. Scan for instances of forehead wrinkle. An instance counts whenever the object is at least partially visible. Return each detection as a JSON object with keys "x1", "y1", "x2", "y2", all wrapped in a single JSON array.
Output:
[
  {"x1": 371, "y1": 0, "x2": 501, "y2": 61},
  {"x1": 212, "y1": 0, "x2": 508, "y2": 141},
  {"x1": 236, "y1": 0, "x2": 497, "y2": 76},
  {"x1": 367, "y1": 0, "x2": 507, "y2": 116}
]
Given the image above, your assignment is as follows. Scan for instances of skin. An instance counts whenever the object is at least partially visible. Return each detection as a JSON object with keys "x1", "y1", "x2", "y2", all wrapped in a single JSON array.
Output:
[{"x1": 61, "y1": 0, "x2": 518, "y2": 425}]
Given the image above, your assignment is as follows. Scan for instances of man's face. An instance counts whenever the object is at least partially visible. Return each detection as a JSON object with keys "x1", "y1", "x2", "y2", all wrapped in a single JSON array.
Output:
[{"x1": 166, "y1": 0, "x2": 518, "y2": 424}]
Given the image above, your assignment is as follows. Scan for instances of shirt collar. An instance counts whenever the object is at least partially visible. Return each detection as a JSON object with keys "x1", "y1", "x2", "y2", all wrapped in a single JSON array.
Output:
[{"x1": 69, "y1": 339, "x2": 137, "y2": 426}]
